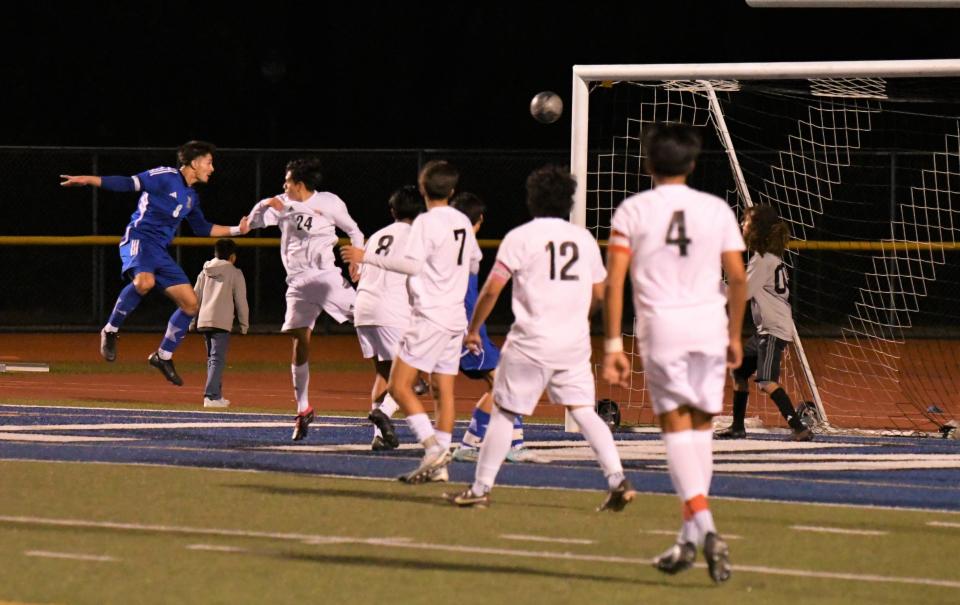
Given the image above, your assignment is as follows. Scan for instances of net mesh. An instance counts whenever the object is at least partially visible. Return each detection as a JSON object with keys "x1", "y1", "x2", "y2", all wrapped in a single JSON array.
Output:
[{"x1": 584, "y1": 74, "x2": 960, "y2": 435}]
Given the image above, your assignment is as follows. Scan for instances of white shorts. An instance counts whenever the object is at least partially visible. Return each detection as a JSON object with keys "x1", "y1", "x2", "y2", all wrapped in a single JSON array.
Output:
[
  {"x1": 397, "y1": 317, "x2": 462, "y2": 376},
  {"x1": 356, "y1": 325, "x2": 404, "y2": 362},
  {"x1": 643, "y1": 350, "x2": 727, "y2": 416},
  {"x1": 492, "y1": 346, "x2": 596, "y2": 416},
  {"x1": 282, "y1": 270, "x2": 356, "y2": 331}
]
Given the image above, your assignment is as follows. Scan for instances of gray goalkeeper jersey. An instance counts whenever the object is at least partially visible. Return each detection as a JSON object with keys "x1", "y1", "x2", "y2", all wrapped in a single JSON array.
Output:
[{"x1": 746, "y1": 252, "x2": 795, "y2": 342}]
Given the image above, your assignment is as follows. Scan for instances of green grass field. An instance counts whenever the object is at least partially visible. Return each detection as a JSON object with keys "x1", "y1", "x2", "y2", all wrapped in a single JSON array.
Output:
[{"x1": 1, "y1": 460, "x2": 958, "y2": 604}]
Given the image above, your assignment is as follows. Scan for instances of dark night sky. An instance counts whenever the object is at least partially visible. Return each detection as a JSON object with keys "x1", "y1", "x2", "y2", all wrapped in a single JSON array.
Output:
[{"x1": 3, "y1": 1, "x2": 960, "y2": 149}]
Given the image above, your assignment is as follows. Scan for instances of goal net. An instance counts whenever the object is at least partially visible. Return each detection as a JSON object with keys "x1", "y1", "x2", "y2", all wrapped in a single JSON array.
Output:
[{"x1": 571, "y1": 60, "x2": 960, "y2": 436}]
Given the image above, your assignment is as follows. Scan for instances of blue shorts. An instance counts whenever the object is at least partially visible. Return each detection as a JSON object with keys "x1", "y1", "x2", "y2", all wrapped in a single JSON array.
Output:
[
  {"x1": 460, "y1": 334, "x2": 500, "y2": 376},
  {"x1": 119, "y1": 239, "x2": 189, "y2": 290}
]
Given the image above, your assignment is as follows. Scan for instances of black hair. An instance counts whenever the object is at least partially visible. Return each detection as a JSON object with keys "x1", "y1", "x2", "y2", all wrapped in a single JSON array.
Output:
[
  {"x1": 177, "y1": 140, "x2": 216, "y2": 167},
  {"x1": 214, "y1": 238, "x2": 237, "y2": 259},
  {"x1": 642, "y1": 123, "x2": 702, "y2": 177},
  {"x1": 418, "y1": 160, "x2": 459, "y2": 201},
  {"x1": 525, "y1": 165, "x2": 576, "y2": 219},
  {"x1": 389, "y1": 185, "x2": 425, "y2": 221},
  {"x1": 451, "y1": 191, "x2": 486, "y2": 226},
  {"x1": 286, "y1": 158, "x2": 324, "y2": 191}
]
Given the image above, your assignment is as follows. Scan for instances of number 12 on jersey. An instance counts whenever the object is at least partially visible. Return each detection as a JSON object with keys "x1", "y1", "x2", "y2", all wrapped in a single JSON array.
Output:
[{"x1": 665, "y1": 210, "x2": 692, "y2": 256}]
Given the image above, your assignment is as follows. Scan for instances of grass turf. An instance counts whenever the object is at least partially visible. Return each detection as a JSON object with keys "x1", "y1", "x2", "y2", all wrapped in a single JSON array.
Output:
[{"x1": 0, "y1": 460, "x2": 957, "y2": 604}]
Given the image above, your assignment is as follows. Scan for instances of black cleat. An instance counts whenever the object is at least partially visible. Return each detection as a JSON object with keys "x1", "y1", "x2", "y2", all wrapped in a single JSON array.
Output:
[
  {"x1": 789, "y1": 427, "x2": 814, "y2": 442},
  {"x1": 148, "y1": 351, "x2": 183, "y2": 386},
  {"x1": 413, "y1": 377, "x2": 430, "y2": 396},
  {"x1": 292, "y1": 408, "x2": 315, "y2": 441},
  {"x1": 715, "y1": 427, "x2": 746, "y2": 439},
  {"x1": 597, "y1": 478, "x2": 636, "y2": 512},
  {"x1": 703, "y1": 532, "x2": 732, "y2": 584},
  {"x1": 368, "y1": 409, "x2": 399, "y2": 449},
  {"x1": 653, "y1": 541, "x2": 697, "y2": 575},
  {"x1": 100, "y1": 329, "x2": 118, "y2": 362}
]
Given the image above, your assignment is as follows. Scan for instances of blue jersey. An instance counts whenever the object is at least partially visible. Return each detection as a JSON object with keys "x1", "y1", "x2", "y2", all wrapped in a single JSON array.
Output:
[
  {"x1": 461, "y1": 272, "x2": 500, "y2": 371},
  {"x1": 113, "y1": 167, "x2": 213, "y2": 248}
]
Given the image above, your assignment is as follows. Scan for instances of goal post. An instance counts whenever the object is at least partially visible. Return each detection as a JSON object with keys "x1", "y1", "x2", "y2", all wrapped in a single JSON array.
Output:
[{"x1": 571, "y1": 59, "x2": 960, "y2": 436}]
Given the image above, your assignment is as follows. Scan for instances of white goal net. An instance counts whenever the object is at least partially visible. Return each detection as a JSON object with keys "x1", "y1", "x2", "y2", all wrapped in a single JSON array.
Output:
[{"x1": 571, "y1": 60, "x2": 960, "y2": 436}]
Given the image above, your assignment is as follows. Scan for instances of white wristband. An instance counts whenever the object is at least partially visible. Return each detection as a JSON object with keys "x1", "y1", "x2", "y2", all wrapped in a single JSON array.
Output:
[
  {"x1": 228, "y1": 226, "x2": 242, "y2": 236},
  {"x1": 604, "y1": 337, "x2": 624, "y2": 354}
]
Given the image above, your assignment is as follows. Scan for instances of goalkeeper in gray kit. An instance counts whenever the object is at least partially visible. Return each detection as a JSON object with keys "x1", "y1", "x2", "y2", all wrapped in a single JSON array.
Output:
[{"x1": 716, "y1": 205, "x2": 813, "y2": 442}]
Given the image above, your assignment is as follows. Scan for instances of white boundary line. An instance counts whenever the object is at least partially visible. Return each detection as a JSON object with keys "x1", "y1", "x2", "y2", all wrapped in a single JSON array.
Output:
[
  {"x1": 4, "y1": 515, "x2": 959, "y2": 589},
  {"x1": 791, "y1": 525, "x2": 888, "y2": 536},
  {"x1": 2, "y1": 456, "x2": 959, "y2": 515},
  {"x1": 24, "y1": 550, "x2": 117, "y2": 562},
  {"x1": 499, "y1": 534, "x2": 595, "y2": 545},
  {"x1": 927, "y1": 520, "x2": 960, "y2": 528}
]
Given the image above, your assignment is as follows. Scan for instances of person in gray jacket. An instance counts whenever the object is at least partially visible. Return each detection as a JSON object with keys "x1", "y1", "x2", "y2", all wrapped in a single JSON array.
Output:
[
  {"x1": 716, "y1": 206, "x2": 812, "y2": 442},
  {"x1": 191, "y1": 239, "x2": 249, "y2": 408}
]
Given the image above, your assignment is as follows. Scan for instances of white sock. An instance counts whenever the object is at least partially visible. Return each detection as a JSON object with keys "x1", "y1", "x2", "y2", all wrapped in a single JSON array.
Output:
[
  {"x1": 435, "y1": 430, "x2": 452, "y2": 451},
  {"x1": 472, "y1": 406, "x2": 515, "y2": 495},
  {"x1": 406, "y1": 412, "x2": 435, "y2": 444},
  {"x1": 663, "y1": 430, "x2": 715, "y2": 545},
  {"x1": 691, "y1": 428, "x2": 714, "y2": 494},
  {"x1": 157, "y1": 349, "x2": 173, "y2": 361},
  {"x1": 379, "y1": 393, "x2": 400, "y2": 418},
  {"x1": 569, "y1": 406, "x2": 624, "y2": 488},
  {"x1": 104, "y1": 324, "x2": 119, "y2": 333},
  {"x1": 292, "y1": 363, "x2": 310, "y2": 413},
  {"x1": 679, "y1": 520, "x2": 699, "y2": 545}
]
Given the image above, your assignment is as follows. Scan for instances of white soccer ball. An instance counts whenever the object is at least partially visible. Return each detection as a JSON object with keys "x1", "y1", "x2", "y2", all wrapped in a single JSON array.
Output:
[{"x1": 530, "y1": 91, "x2": 563, "y2": 124}]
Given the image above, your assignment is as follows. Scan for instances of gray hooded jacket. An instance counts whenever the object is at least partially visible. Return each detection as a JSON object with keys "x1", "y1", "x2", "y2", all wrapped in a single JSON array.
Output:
[{"x1": 192, "y1": 258, "x2": 249, "y2": 333}]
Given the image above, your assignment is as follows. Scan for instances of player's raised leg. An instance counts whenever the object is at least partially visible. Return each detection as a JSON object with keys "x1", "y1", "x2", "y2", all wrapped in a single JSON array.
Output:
[
  {"x1": 287, "y1": 327, "x2": 315, "y2": 441},
  {"x1": 147, "y1": 283, "x2": 198, "y2": 386},
  {"x1": 101, "y1": 270, "x2": 154, "y2": 362}
]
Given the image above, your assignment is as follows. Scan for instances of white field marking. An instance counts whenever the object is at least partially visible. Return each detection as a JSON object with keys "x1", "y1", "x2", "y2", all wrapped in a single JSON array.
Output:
[
  {"x1": 186, "y1": 544, "x2": 248, "y2": 553},
  {"x1": 0, "y1": 421, "x2": 348, "y2": 432},
  {"x1": 254, "y1": 443, "x2": 423, "y2": 453},
  {"x1": 499, "y1": 534, "x2": 595, "y2": 545},
  {"x1": 927, "y1": 520, "x2": 960, "y2": 528},
  {"x1": 712, "y1": 461, "x2": 960, "y2": 472},
  {"x1": 791, "y1": 525, "x2": 888, "y2": 536},
  {"x1": 4, "y1": 456, "x2": 960, "y2": 516},
  {"x1": 4, "y1": 515, "x2": 960, "y2": 588},
  {"x1": 24, "y1": 550, "x2": 117, "y2": 562},
  {"x1": 640, "y1": 529, "x2": 742, "y2": 540},
  {"x1": 0, "y1": 433, "x2": 137, "y2": 443}
]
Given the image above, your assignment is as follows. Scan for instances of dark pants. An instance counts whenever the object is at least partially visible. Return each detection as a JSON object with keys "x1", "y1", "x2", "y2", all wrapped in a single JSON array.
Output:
[{"x1": 202, "y1": 330, "x2": 231, "y2": 400}]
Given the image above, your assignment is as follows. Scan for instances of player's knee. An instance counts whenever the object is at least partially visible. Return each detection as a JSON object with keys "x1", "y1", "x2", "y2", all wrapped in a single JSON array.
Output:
[
  {"x1": 181, "y1": 300, "x2": 199, "y2": 316},
  {"x1": 133, "y1": 275, "x2": 155, "y2": 295}
]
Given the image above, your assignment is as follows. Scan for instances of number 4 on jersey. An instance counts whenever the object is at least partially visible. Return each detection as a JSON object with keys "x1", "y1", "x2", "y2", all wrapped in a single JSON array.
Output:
[{"x1": 665, "y1": 210, "x2": 692, "y2": 256}]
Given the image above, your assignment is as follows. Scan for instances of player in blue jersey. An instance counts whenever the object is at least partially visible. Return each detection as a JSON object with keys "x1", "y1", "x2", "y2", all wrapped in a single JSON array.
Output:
[
  {"x1": 61, "y1": 141, "x2": 250, "y2": 385},
  {"x1": 448, "y1": 193, "x2": 543, "y2": 464}
]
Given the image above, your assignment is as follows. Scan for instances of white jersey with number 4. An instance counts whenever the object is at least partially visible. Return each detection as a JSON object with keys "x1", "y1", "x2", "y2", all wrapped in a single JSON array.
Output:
[
  {"x1": 495, "y1": 217, "x2": 606, "y2": 369},
  {"x1": 246, "y1": 192, "x2": 364, "y2": 283},
  {"x1": 404, "y1": 205, "x2": 481, "y2": 332},
  {"x1": 609, "y1": 183, "x2": 745, "y2": 355},
  {"x1": 355, "y1": 222, "x2": 413, "y2": 329}
]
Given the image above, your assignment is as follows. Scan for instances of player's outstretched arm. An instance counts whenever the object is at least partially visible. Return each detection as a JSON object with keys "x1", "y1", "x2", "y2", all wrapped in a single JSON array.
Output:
[
  {"x1": 722, "y1": 250, "x2": 747, "y2": 369},
  {"x1": 209, "y1": 216, "x2": 250, "y2": 238},
  {"x1": 60, "y1": 175, "x2": 102, "y2": 188},
  {"x1": 602, "y1": 248, "x2": 631, "y2": 388}
]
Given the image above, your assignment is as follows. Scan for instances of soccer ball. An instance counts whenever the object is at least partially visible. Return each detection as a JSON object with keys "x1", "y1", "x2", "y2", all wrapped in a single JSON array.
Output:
[{"x1": 530, "y1": 91, "x2": 563, "y2": 124}]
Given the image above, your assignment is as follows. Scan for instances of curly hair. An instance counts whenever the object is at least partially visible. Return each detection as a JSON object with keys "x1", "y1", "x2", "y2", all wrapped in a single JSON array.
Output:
[
  {"x1": 286, "y1": 158, "x2": 324, "y2": 191},
  {"x1": 526, "y1": 165, "x2": 575, "y2": 218},
  {"x1": 744, "y1": 205, "x2": 790, "y2": 257}
]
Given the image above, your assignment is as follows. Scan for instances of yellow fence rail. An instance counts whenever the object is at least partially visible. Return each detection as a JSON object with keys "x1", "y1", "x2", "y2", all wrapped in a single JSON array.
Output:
[{"x1": 4, "y1": 236, "x2": 960, "y2": 252}]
